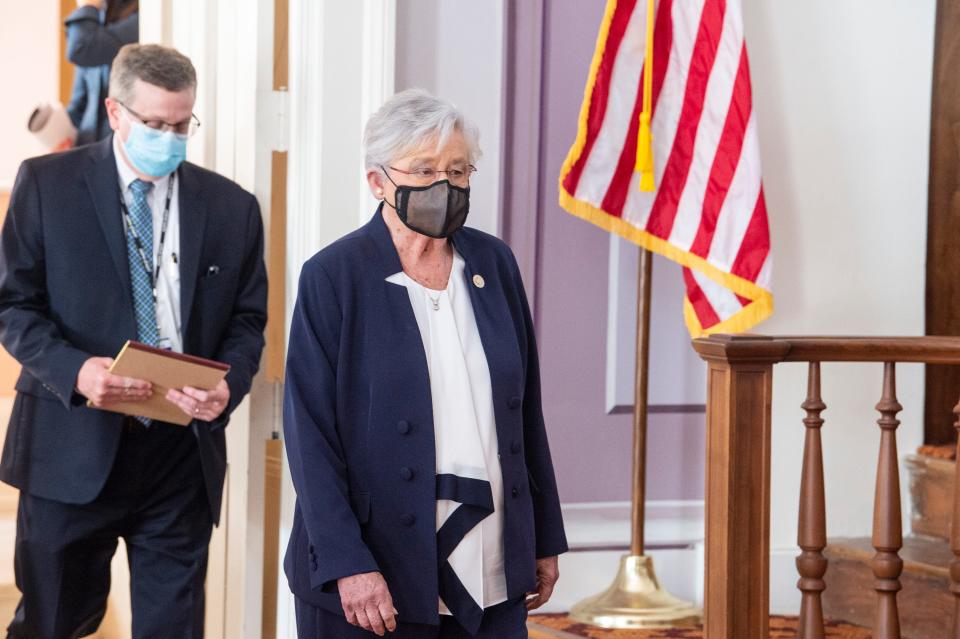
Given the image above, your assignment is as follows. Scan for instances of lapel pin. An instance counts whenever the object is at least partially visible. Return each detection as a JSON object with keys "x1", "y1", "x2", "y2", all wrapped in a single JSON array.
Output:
[{"x1": 472, "y1": 274, "x2": 485, "y2": 289}]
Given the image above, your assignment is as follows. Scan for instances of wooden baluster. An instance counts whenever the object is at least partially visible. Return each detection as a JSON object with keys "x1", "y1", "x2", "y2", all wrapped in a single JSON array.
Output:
[
  {"x1": 951, "y1": 395, "x2": 960, "y2": 638},
  {"x1": 796, "y1": 362, "x2": 827, "y2": 639},
  {"x1": 871, "y1": 362, "x2": 904, "y2": 639}
]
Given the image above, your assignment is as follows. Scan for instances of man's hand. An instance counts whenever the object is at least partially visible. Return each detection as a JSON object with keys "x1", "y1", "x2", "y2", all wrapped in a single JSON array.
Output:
[
  {"x1": 337, "y1": 572, "x2": 397, "y2": 636},
  {"x1": 166, "y1": 379, "x2": 230, "y2": 422},
  {"x1": 526, "y1": 556, "x2": 560, "y2": 611},
  {"x1": 76, "y1": 357, "x2": 152, "y2": 406},
  {"x1": 77, "y1": 0, "x2": 104, "y2": 8}
]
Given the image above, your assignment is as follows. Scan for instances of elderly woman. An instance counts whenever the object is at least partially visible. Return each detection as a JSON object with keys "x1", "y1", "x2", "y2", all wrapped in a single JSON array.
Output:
[{"x1": 283, "y1": 89, "x2": 568, "y2": 638}]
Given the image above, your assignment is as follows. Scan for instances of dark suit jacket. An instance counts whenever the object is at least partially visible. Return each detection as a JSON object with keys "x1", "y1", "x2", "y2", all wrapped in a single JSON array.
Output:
[
  {"x1": 0, "y1": 137, "x2": 267, "y2": 523},
  {"x1": 65, "y1": 5, "x2": 139, "y2": 146},
  {"x1": 283, "y1": 208, "x2": 568, "y2": 625}
]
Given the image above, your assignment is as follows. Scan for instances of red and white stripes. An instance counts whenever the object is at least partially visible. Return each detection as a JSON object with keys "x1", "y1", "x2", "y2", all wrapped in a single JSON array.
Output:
[{"x1": 559, "y1": 0, "x2": 772, "y2": 336}]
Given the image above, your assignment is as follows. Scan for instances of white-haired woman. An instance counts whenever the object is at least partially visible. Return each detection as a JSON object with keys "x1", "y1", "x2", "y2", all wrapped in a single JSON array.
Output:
[{"x1": 283, "y1": 89, "x2": 567, "y2": 638}]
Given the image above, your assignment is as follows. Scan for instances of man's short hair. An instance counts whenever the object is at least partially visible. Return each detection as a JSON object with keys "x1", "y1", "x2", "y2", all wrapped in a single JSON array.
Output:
[{"x1": 109, "y1": 44, "x2": 197, "y2": 104}]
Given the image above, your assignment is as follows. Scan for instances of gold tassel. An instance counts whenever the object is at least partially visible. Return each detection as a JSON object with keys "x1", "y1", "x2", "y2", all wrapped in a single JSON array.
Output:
[
  {"x1": 636, "y1": 112, "x2": 655, "y2": 192},
  {"x1": 636, "y1": 0, "x2": 656, "y2": 192}
]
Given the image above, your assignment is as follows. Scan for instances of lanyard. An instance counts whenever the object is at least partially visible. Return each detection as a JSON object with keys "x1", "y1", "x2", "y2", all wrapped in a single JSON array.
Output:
[{"x1": 119, "y1": 173, "x2": 175, "y2": 300}]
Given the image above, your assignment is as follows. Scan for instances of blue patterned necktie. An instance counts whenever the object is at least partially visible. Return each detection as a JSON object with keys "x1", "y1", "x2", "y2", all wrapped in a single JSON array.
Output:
[
  {"x1": 126, "y1": 179, "x2": 160, "y2": 347},
  {"x1": 126, "y1": 179, "x2": 159, "y2": 427}
]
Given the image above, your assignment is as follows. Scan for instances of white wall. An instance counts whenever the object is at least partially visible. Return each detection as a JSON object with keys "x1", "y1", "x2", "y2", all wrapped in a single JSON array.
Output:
[
  {"x1": 394, "y1": 0, "x2": 504, "y2": 237},
  {"x1": 0, "y1": 0, "x2": 60, "y2": 187},
  {"x1": 743, "y1": 0, "x2": 935, "y2": 611}
]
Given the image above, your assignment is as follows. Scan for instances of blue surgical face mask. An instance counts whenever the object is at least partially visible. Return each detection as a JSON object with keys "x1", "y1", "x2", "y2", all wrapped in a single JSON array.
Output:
[{"x1": 121, "y1": 112, "x2": 188, "y2": 178}]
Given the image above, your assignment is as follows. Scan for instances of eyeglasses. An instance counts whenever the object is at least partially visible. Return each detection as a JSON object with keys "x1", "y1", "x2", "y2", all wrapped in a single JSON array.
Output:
[
  {"x1": 118, "y1": 101, "x2": 201, "y2": 138},
  {"x1": 387, "y1": 164, "x2": 477, "y2": 188}
]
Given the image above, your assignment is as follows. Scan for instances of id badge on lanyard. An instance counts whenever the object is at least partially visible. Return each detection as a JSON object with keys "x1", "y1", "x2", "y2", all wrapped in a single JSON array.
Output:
[{"x1": 119, "y1": 174, "x2": 175, "y2": 349}]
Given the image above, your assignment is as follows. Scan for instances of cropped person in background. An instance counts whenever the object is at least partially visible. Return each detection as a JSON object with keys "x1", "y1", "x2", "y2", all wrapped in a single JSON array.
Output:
[
  {"x1": 0, "y1": 44, "x2": 266, "y2": 638},
  {"x1": 65, "y1": 0, "x2": 139, "y2": 146}
]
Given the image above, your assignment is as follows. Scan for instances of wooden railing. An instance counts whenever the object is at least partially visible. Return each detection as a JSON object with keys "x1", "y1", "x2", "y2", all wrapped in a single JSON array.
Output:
[{"x1": 691, "y1": 335, "x2": 960, "y2": 639}]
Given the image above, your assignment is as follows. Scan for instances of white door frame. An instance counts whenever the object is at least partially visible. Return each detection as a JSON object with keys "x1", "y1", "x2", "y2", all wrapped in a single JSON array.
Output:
[
  {"x1": 139, "y1": 0, "x2": 283, "y2": 636},
  {"x1": 142, "y1": 1, "x2": 396, "y2": 636}
]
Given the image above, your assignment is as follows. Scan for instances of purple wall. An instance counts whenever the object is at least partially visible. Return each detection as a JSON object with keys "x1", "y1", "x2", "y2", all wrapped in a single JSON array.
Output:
[{"x1": 501, "y1": 0, "x2": 705, "y2": 504}]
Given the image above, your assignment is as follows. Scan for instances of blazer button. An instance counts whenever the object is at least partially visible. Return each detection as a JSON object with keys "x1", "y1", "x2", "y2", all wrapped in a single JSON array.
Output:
[
  {"x1": 310, "y1": 557, "x2": 318, "y2": 571},
  {"x1": 508, "y1": 396, "x2": 522, "y2": 410},
  {"x1": 397, "y1": 420, "x2": 411, "y2": 435},
  {"x1": 401, "y1": 513, "x2": 416, "y2": 526},
  {"x1": 400, "y1": 466, "x2": 414, "y2": 481},
  {"x1": 511, "y1": 486, "x2": 520, "y2": 498},
  {"x1": 511, "y1": 440, "x2": 521, "y2": 454}
]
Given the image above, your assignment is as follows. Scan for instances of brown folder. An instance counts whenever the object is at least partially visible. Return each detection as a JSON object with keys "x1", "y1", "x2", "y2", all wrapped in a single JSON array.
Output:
[{"x1": 91, "y1": 341, "x2": 231, "y2": 425}]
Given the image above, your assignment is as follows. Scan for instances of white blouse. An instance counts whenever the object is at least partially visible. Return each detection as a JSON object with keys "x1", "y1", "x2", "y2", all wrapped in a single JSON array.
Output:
[{"x1": 386, "y1": 249, "x2": 508, "y2": 613}]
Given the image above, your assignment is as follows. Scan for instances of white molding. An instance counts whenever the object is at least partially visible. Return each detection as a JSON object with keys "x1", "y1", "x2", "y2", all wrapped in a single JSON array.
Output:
[
  {"x1": 358, "y1": 0, "x2": 396, "y2": 229},
  {"x1": 136, "y1": 0, "x2": 169, "y2": 44},
  {"x1": 146, "y1": 0, "x2": 278, "y2": 637},
  {"x1": 285, "y1": 0, "x2": 326, "y2": 323},
  {"x1": 280, "y1": 4, "x2": 328, "y2": 633},
  {"x1": 552, "y1": 504, "x2": 804, "y2": 616},
  {"x1": 770, "y1": 547, "x2": 802, "y2": 615},
  {"x1": 604, "y1": 239, "x2": 707, "y2": 413},
  {"x1": 605, "y1": 235, "x2": 638, "y2": 414},
  {"x1": 561, "y1": 500, "x2": 704, "y2": 550}
]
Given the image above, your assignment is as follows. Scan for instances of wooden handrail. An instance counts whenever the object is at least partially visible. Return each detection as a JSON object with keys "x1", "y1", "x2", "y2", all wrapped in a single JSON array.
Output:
[
  {"x1": 691, "y1": 334, "x2": 959, "y2": 639},
  {"x1": 694, "y1": 334, "x2": 960, "y2": 364}
]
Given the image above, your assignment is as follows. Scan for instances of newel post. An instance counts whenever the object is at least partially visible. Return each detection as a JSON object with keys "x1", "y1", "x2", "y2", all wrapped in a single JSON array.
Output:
[{"x1": 692, "y1": 334, "x2": 790, "y2": 639}]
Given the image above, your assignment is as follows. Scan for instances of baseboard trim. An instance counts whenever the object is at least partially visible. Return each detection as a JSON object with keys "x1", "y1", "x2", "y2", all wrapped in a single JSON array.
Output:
[
  {"x1": 554, "y1": 502, "x2": 804, "y2": 616},
  {"x1": 770, "y1": 547, "x2": 802, "y2": 615},
  {"x1": 561, "y1": 500, "x2": 704, "y2": 550}
]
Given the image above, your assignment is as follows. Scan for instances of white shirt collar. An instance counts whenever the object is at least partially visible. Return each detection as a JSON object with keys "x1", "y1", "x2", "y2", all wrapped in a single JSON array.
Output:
[{"x1": 113, "y1": 133, "x2": 170, "y2": 193}]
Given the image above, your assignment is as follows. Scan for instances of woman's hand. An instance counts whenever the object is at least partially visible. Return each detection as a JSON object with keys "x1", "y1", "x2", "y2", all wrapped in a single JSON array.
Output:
[
  {"x1": 338, "y1": 571, "x2": 398, "y2": 636},
  {"x1": 526, "y1": 556, "x2": 560, "y2": 610}
]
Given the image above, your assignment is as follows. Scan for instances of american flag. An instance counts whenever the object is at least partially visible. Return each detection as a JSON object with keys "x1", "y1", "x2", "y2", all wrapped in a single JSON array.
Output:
[{"x1": 559, "y1": 0, "x2": 773, "y2": 336}]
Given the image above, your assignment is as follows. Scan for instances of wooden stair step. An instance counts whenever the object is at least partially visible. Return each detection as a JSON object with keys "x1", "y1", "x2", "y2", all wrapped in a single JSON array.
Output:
[
  {"x1": 823, "y1": 535, "x2": 952, "y2": 639},
  {"x1": 906, "y1": 452, "x2": 954, "y2": 541}
]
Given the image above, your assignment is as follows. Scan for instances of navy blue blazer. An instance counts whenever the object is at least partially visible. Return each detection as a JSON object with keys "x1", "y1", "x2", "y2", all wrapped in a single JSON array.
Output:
[
  {"x1": 283, "y1": 207, "x2": 568, "y2": 625},
  {"x1": 64, "y1": 5, "x2": 139, "y2": 146},
  {"x1": 0, "y1": 137, "x2": 267, "y2": 523}
]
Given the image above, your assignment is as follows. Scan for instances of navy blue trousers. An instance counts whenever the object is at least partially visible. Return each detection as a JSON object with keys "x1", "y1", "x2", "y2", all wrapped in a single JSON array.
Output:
[
  {"x1": 294, "y1": 596, "x2": 529, "y2": 638},
  {"x1": 6, "y1": 419, "x2": 213, "y2": 639}
]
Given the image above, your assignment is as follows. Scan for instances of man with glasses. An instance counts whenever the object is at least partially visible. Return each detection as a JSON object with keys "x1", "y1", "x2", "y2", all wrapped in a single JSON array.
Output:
[{"x1": 0, "y1": 43, "x2": 266, "y2": 638}]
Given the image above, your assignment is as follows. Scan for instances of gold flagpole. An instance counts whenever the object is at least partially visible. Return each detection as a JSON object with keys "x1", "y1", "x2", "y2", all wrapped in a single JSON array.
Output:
[
  {"x1": 569, "y1": 250, "x2": 701, "y2": 629},
  {"x1": 569, "y1": 0, "x2": 701, "y2": 628}
]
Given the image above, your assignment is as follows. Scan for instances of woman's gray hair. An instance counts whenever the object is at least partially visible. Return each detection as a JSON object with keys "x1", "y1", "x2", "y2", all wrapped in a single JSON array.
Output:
[
  {"x1": 109, "y1": 44, "x2": 197, "y2": 104},
  {"x1": 363, "y1": 89, "x2": 481, "y2": 170}
]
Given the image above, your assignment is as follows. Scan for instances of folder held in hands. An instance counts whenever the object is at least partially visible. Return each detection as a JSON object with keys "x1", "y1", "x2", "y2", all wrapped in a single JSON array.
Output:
[{"x1": 91, "y1": 341, "x2": 231, "y2": 425}]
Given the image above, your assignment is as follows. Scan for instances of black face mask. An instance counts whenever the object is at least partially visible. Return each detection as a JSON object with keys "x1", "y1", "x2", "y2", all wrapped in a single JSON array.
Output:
[{"x1": 381, "y1": 166, "x2": 470, "y2": 239}]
